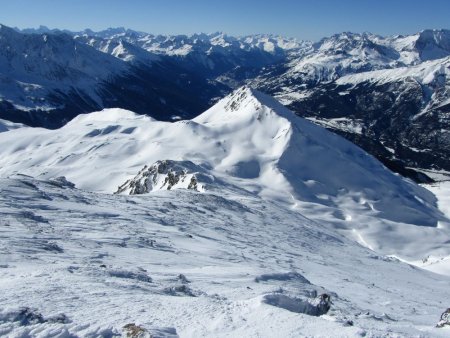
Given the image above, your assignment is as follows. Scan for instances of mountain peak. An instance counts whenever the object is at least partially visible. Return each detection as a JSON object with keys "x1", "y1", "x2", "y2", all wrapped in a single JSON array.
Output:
[
  {"x1": 194, "y1": 86, "x2": 293, "y2": 125},
  {"x1": 223, "y1": 86, "x2": 261, "y2": 111},
  {"x1": 0, "y1": 23, "x2": 19, "y2": 37}
]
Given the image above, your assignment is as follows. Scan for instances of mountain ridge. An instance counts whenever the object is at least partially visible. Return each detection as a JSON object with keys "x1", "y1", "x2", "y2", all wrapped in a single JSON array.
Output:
[
  {"x1": 1, "y1": 23, "x2": 450, "y2": 182},
  {"x1": 0, "y1": 86, "x2": 448, "y2": 263}
]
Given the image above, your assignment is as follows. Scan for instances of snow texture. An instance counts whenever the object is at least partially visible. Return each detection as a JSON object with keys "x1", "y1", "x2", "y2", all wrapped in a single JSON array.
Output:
[
  {"x1": 1, "y1": 87, "x2": 450, "y2": 337},
  {"x1": 0, "y1": 175, "x2": 450, "y2": 337}
]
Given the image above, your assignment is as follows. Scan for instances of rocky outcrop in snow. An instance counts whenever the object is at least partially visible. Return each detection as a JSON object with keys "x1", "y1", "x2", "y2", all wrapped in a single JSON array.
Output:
[
  {"x1": 437, "y1": 308, "x2": 450, "y2": 328},
  {"x1": 115, "y1": 160, "x2": 211, "y2": 194},
  {"x1": 0, "y1": 87, "x2": 448, "y2": 261}
]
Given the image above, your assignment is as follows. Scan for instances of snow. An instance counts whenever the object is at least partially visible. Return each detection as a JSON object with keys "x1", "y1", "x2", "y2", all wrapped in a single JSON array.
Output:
[
  {"x1": 1, "y1": 87, "x2": 450, "y2": 336},
  {"x1": 336, "y1": 56, "x2": 450, "y2": 86},
  {"x1": 0, "y1": 25, "x2": 126, "y2": 111},
  {"x1": 425, "y1": 181, "x2": 450, "y2": 223},
  {"x1": 0, "y1": 175, "x2": 450, "y2": 337},
  {"x1": 0, "y1": 86, "x2": 448, "y2": 262},
  {"x1": 0, "y1": 118, "x2": 25, "y2": 132},
  {"x1": 275, "y1": 90, "x2": 313, "y2": 105},
  {"x1": 71, "y1": 29, "x2": 311, "y2": 62},
  {"x1": 250, "y1": 29, "x2": 450, "y2": 118}
]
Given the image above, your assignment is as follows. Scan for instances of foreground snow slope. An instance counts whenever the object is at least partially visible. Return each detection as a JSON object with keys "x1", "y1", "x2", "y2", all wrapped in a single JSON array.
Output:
[
  {"x1": 0, "y1": 87, "x2": 448, "y2": 263},
  {"x1": 0, "y1": 175, "x2": 449, "y2": 337}
]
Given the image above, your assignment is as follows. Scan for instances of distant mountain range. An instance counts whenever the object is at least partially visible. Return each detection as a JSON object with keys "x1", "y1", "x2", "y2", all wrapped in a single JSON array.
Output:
[{"x1": 0, "y1": 24, "x2": 449, "y2": 181}]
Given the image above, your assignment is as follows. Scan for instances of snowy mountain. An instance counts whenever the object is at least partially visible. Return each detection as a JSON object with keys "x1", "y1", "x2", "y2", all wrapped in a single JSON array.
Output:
[
  {"x1": 0, "y1": 24, "x2": 225, "y2": 128},
  {"x1": 2, "y1": 24, "x2": 450, "y2": 182},
  {"x1": 252, "y1": 30, "x2": 450, "y2": 181},
  {"x1": 2, "y1": 23, "x2": 450, "y2": 336},
  {"x1": 72, "y1": 29, "x2": 310, "y2": 90},
  {"x1": 0, "y1": 86, "x2": 448, "y2": 259},
  {"x1": 0, "y1": 24, "x2": 124, "y2": 124},
  {"x1": 266, "y1": 57, "x2": 450, "y2": 182},
  {"x1": 1, "y1": 87, "x2": 450, "y2": 336},
  {"x1": 254, "y1": 29, "x2": 450, "y2": 91}
]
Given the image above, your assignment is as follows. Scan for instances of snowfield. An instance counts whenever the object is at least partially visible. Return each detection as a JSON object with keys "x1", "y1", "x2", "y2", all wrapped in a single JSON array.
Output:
[
  {"x1": 1, "y1": 175, "x2": 450, "y2": 337},
  {"x1": 1, "y1": 87, "x2": 450, "y2": 337}
]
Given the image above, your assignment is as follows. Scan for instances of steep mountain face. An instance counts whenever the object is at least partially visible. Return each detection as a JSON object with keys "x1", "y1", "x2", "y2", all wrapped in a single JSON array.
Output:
[
  {"x1": 251, "y1": 30, "x2": 450, "y2": 181},
  {"x1": 273, "y1": 58, "x2": 450, "y2": 181},
  {"x1": 412, "y1": 29, "x2": 450, "y2": 61},
  {"x1": 0, "y1": 24, "x2": 226, "y2": 128},
  {"x1": 0, "y1": 24, "x2": 123, "y2": 127},
  {"x1": 0, "y1": 87, "x2": 448, "y2": 261}
]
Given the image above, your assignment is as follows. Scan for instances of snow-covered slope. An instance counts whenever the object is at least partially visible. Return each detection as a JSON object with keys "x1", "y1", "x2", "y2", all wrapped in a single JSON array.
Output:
[
  {"x1": 0, "y1": 24, "x2": 125, "y2": 111},
  {"x1": 421, "y1": 181, "x2": 450, "y2": 275},
  {"x1": 0, "y1": 118, "x2": 25, "y2": 132},
  {"x1": 0, "y1": 86, "x2": 448, "y2": 264},
  {"x1": 0, "y1": 24, "x2": 225, "y2": 128},
  {"x1": 336, "y1": 56, "x2": 450, "y2": 86},
  {"x1": 249, "y1": 30, "x2": 450, "y2": 181},
  {"x1": 0, "y1": 174, "x2": 449, "y2": 337},
  {"x1": 273, "y1": 56, "x2": 450, "y2": 182},
  {"x1": 1, "y1": 87, "x2": 450, "y2": 336}
]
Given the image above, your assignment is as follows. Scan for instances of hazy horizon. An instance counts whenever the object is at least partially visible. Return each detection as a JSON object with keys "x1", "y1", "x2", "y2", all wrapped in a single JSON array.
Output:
[
  {"x1": 5, "y1": 23, "x2": 450, "y2": 44},
  {"x1": 1, "y1": 0, "x2": 449, "y2": 41}
]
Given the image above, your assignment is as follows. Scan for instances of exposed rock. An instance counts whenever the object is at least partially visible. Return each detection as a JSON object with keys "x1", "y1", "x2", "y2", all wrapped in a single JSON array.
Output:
[
  {"x1": 163, "y1": 284, "x2": 197, "y2": 297},
  {"x1": 123, "y1": 323, "x2": 149, "y2": 338},
  {"x1": 115, "y1": 160, "x2": 214, "y2": 194},
  {"x1": 437, "y1": 308, "x2": 450, "y2": 328},
  {"x1": 49, "y1": 176, "x2": 76, "y2": 188}
]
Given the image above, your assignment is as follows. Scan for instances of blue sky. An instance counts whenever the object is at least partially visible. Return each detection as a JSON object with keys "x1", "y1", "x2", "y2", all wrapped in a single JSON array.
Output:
[{"x1": 1, "y1": 0, "x2": 449, "y2": 41}]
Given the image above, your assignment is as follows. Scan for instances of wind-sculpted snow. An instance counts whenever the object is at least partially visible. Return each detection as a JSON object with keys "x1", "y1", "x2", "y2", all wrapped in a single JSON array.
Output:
[
  {"x1": 0, "y1": 176, "x2": 450, "y2": 337},
  {"x1": 0, "y1": 87, "x2": 449, "y2": 264}
]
